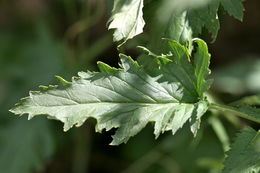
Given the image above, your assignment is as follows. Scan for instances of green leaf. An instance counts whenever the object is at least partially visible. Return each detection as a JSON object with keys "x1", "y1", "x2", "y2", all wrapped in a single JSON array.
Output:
[
  {"x1": 187, "y1": 0, "x2": 244, "y2": 40},
  {"x1": 165, "y1": 11, "x2": 192, "y2": 46},
  {"x1": 209, "y1": 103, "x2": 260, "y2": 124},
  {"x1": 235, "y1": 105, "x2": 260, "y2": 123},
  {"x1": 108, "y1": 0, "x2": 145, "y2": 44},
  {"x1": 231, "y1": 95, "x2": 260, "y2": 106},
  {"x1": 220, "y1": 0, "x2": 244, "y2": 20},
  {"x1": 107, "y1": 0, "x2": 245, "y2": 44},
  {"x1": 194, "y1": 39, "x2": 212, "y2": 96},
  {"x1": 0, "y1": 118, "x2": 54, "y2": 173},
  {"x1": 222, "y1": 128, "x2": 260, "y2": 173},
  {"x1": 10, "y1": 40, "x2": 211, "y2": 145},
  {"x1": 188, "y1": 1, "x2": 220, "y2": 40}
]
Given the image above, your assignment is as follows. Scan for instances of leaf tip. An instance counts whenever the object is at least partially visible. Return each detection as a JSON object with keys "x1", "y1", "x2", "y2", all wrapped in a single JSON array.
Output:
[{"x1": 55, "y1": 76, "x2": 72, "y2": 86}]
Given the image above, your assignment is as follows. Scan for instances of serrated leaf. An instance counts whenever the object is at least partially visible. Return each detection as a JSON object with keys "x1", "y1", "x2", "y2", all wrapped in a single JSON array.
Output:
[
  {"x1": 194, "y1": 39, "x2": 212, "y2": 95},
  {"x1": 210, "y1": 103, "x2": 260, "y2": 124},
  {"x1": 222, "y1": 128, "x2": 260, "y2": 173},
  {"x1": 187, "y1": 0, "x2": 244, "y2": 40},
  {"x1": 220, "y1": 0, "x2": 244, "y2": 20},
  {"x1": 108, "y1": 0, "x2": 145, "y2": 44},
  {"x1": 188, "y1": 1, "x2": 220, "y2": 40},
  {"x1": 10, "y1": 40, "x2": 211, "y2": 145},
  {"x1": 235, "y1": 105, "x2": 260, "y2": 123}
]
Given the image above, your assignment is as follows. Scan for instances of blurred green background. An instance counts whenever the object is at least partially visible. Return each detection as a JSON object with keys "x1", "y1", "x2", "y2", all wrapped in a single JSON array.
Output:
[{"x1": 0, "y1": 0, "x2": 260, "y2": 173}]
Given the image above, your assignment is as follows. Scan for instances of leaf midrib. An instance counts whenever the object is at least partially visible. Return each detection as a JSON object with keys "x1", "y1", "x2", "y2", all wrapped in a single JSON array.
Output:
[{"x1": 26, "y1": 101, "x2": 183, "y2": 108}]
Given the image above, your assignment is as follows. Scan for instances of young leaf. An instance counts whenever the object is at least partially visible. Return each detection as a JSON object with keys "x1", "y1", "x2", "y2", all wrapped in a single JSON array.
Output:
[
  {"x1": 10, "y1": 40, "x2": 211, "y2": 145},
  {"x1": 108, "y1": 0, "x2": 145, "y2": 44},
  {"x1": 222, "y1": 128, "x2": 260, "y2": 173}
]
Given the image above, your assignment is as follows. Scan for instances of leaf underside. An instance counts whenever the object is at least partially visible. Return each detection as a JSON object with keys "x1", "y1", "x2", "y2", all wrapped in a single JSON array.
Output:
[
  {"x1": 108, "y1": 0, "x2": 145, "y2": 44},
  {"x1": 10, "y1": 40, "x2": 211, "y2": 145}
]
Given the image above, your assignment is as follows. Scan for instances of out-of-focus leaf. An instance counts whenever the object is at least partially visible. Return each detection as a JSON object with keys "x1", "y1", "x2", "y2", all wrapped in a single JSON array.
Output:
[
  {"x1": 165, "y1": 11, "x2": 192, "y2": 47},
  {"x1": 188, "y1": 1, "x2": 220, "y2": 40},
  {"x1": 0, "y1": 117, "x2": 54, "y2": 173},
  {"x1": 108, "y1": 0, "x2": 245, "y2": 45},
  {"x1": 220, "y1": 0, "x2": 244, "y2": 20},
  {"x1": 0, "y1": 24, "x2": 65, "y2": 173},
  {"x1": 208, "y1": 116, "x2": 230, "y2": 152},
  {"x1": 231, "y1": 95, "x2": 260, "y2": 106},
  {"x1": 222, "y1": 128, "x2": 260, "y2": 173},
  {"x1": 212, "y1": 57, "x2": 260, "y2": 95},
  {"x1": 210, "y1": 103, "x2": 260, "y2": 124},
  {"x1": 170, "y1": 0, "x2": 212, "y2": 11}
]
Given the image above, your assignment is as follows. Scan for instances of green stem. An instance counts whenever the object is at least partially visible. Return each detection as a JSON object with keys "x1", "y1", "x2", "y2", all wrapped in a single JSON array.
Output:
[{"x1": 209, "y1": 103, "x2": 260, "y2": 124}]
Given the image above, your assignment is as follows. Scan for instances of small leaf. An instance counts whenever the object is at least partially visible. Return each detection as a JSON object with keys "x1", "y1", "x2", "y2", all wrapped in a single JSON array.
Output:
[
  {"x1": 194, "y1": 39, "x2": 212, "y2": 96},
  {"x1": 209, "y1": 103, "x2": 260, "y2": 124},
  {"x1": 222, "y1": 128, "x2": 260, "y2": 173},
  {"x1": 108, "y1": 0, "x2": 145, "y2": 44}
]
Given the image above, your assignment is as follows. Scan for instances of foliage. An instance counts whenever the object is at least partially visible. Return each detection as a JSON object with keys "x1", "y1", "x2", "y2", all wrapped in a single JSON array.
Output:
[
  {"x1": 3, "y1": 0, "x2": 260, "y2": 172},
  {"x1": 222, "y1": 128, "x2": 260, "y2": 173},
  {"x1": 108, "y1": 0, "x2": 244, "y2": 43},
  {"x1": 11, "y1": 40, "x2": 210, "y2": 145}
]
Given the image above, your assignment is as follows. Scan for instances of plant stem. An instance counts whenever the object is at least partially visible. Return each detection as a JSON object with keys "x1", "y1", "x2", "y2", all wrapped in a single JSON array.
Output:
[{"x1": 209, "y1": 103, "x2": 260, "y2": 124}]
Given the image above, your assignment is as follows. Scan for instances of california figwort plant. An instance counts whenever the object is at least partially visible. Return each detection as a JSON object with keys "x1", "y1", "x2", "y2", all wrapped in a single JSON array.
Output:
[{"x1": 10, "y1": 0, "x2": 260, "y2": 172}]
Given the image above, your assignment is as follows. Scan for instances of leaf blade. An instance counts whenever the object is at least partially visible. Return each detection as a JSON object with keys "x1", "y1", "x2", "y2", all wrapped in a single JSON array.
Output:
[
  {"x1": 222, "y1": 128, "x2": 260, "y2": 173},
  {"x1": 220, "y1": 0, "x2": 244, "y2": 20},
  {"x1": 11, "y1": 42, "x2": 212, "y2": 145},
  {"x1": 108, "y1": 0, "x2": 145, "y2": 44}
]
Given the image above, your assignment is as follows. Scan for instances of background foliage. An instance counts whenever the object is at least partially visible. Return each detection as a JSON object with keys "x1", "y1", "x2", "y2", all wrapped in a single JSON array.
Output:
[{"x1": 1, "y1": 0, "x2": 260, "y2": 173}]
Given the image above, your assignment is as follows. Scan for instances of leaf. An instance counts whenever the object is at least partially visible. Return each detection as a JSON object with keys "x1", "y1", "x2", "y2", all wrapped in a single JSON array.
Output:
[
  {"x1": 108, "y1": 0, "x2": 145, "y2": 44},
  {"x1": 170, "y1": 0, "x2": 212, "y2": 10},
  {"x1": 0, "y1": 118, "x2": 54, "y2": 173},
  {"x1": 208, "y1": 116, "x2": 230, "y2": 152},
  {"x1": 231, "y1": 95, "x2": 260, "y2": 106},
  {"x1": 220, "y1": 0, "x2": 244, "y2": 20},
  {"x1": 209, "y1": 103, "x2": 260, "y2": 124},
  {"x1": 165, "y1": 11, "x2": 192, "y2": 47},
  {"x1": 187, "y1": 0, "x2": 244, "y2": 40},
  {"x1": 188, "y1": 1, "x2": 220, "y2": 40},
  {"x1": 10, "y1": 40, "x2": 211, "y2": 145},
  {"x1": 107, "y1": 0, "x2": 245, "y2": 45},
  {"x1": 222, "y1": 128, "x2": 260, "y2": 173},
  {"x1": 235, "y1": 105, "x2": 260, "y2": 123}
]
